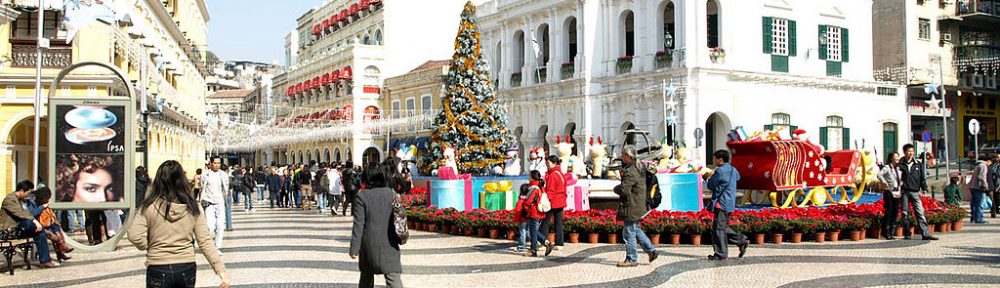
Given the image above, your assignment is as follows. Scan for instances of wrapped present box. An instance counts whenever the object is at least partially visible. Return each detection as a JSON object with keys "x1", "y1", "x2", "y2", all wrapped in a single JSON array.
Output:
[
  {"x1": 564, "y1": 185, "x2": 591, "y2": 212},
  {"x1": 480, "y1": 191, "x2": 512, "y2": 211},
  {"x1": 654, "y1": 173, "x2": 702, "y2": 212}
]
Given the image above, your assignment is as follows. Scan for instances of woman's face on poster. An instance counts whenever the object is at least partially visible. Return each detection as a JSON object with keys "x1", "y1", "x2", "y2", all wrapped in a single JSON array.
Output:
[{"x1": 73, "y1": 168, "x2": 113, "y2": 202}]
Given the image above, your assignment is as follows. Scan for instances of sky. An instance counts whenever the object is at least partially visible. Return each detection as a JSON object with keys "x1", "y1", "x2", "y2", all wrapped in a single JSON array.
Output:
[{"x1": 206, "y1": 0, "x2": 327, "y2": 65}]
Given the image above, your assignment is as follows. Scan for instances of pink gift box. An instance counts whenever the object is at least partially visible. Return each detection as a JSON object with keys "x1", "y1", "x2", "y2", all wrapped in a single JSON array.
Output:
[{"x1": 564, "y1": 185, "x2": 590, "y2": 212}]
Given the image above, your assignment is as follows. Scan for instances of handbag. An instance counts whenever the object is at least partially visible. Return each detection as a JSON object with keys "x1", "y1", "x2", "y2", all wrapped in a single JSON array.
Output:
[
  {"x1": 983, "y1": 194, "x2": 994, "y2": 210},
  {"x1": 391, "y1": 193, "x2": 410, "y2": 245},
  {"x1": 537, "y1": 192, "x2": 552, "y2": 213}
]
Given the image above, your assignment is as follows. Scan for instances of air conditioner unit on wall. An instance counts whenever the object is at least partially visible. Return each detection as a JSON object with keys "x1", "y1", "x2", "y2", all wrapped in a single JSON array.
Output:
[{"x1": 941, "y1": 33, "x2": 952, "y2": 42}]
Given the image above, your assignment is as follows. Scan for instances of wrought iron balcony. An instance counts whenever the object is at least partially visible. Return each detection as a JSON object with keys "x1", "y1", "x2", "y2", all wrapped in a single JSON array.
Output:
[
  {"x1": 956, "y1": 0, "x2": 1000, "y2": 23},
  {"x1": 12, "y1": 44, "x2": 72, "y2": 68}
]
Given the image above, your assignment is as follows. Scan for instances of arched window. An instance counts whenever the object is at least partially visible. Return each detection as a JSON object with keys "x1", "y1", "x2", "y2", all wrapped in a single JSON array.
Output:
[
  {"x1": 707, "y1": 0, "x2": 720, "y2": 48},
  {"x1": 537, "y1": 24, "x2": 549, "y2": 65},
  {"x1": 374, "y1": 29, "x2": 383, "y2": 45},
  {"x1": 362, "y1": 33, "x2": 371, "y2": 45},
  {"x1": 821, "y1": 116, "x2": 848, "y2": 151},
  {"x1": 513, "y1": 30, "x2": 525, "y2": 73},
  {"x1": 364, "y1": 65, "x2": 381, "y2": 86},
  {"x1": 883, "y1": 123, "x2": 898, "y2": 159},
  {"x1": 662, "y1": 1, "x2": 676, "y2": 50},
  {"x1": 622, "y1": 10, "x2": 636, "y2": 56},
  {"x1": 565, "y1": 17, "x2": 578, "y2": 61}
]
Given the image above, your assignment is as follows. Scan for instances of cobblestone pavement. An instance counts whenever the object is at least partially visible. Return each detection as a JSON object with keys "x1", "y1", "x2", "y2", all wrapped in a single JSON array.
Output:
[{"x1": 4, "y1": 205, "x2": 1000, "y2": 288}]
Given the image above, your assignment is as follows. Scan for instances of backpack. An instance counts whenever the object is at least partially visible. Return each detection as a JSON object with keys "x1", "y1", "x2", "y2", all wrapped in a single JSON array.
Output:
[
  {"x1": 645, "y1": 166, "x2": 662, "y2": 210},
  {"x1": 343, "y1": 170, "x2": 358, "y2": 192}
]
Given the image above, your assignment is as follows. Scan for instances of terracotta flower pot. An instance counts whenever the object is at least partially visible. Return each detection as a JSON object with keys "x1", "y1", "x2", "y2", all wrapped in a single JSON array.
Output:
[
  {"x1": 894, "y1": 226, "x2": 904, "y2": 237},
  {"x1": 463, "y1": 228, "x2": 474, "y2": 236},
  {"x1": 407, "y1": 221, "x2": 415, "y2": 229},
  {"x1": 868, "y1": 228, "x2": 881, "y2": 240},
  {"x1": 428, "y1": 223, "x2": 439, "y2": 233},
  {"x1": 772, "y1": 233, "x2": 784, "y2": 245},
  {"x1": 941, "y1": 223, "x2": 951, "y2": 233},
  {"x1": 649, "y1": 234, "x2": 661, "y2": 245},
  {"x1": 859, "y1": 229, "x2": 867, "y2": 240},
  {"x1": 953, "y1": 221, "x2": 963, "y2": 231},
  {"x1": 477, "y1": 228, "x2": 488, "y2": 238},
  {"x1": 451, "y1": 226, "x2": 460, "y2": 235},
  {"x1": 814, "y1": 232, "x2": 826, "y2": 243},
  {"x1": 506, "y1": 230, "x2": 517, "y2": 240},
  {"x1": 849, "y1": 231, "x2": 861, "y2": 241},
  {"x1": 670, "y1": 234, "x2": 682, "y2": 246},
  {"x1": 607, "y1": 233, "x2": 619, "y2": 244},
  {"x1": 417, "y1": 222, "x2": 426, "y2": 231},
  {"x1": 753, "y1": 233, "x2": 766, "y2": 245},
  {"x1": 690, "y1": 234, "x2": 702, "y2": 246},
  {"x1": 908, "y1": 226, "x2": 915, "y2": 236},
  {"x1": 790, "y1": 232, "x2": 803, "y2": 244},
  {"x1": 568, "y1": 233, "x2": 580, "y2": 244},
  {"x1": 489, "y1": 229, "x2": 500, "y2": 239},
  {"x1": 442, "y1": 224, "x2": 452, "y2": 233},
  {"x1": 829, "y1": 230, "x2": 841, "y2": 242},
  {"x1": 928, "y1": 224, "x2": 936, "y2": 234},
  {"x1": 547, "y1": 233, "x2": 556, "y2": 244},
  {"x1": 588, "y1": 233, "x2": 600, "y2": 244}
]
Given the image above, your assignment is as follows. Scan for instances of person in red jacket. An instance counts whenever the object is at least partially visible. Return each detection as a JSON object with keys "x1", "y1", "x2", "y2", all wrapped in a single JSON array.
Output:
[
  {"x1": 520, "y1": 172, "x2": 553, "y2": 257},
  {"x1": 541, "y1": 155, "x2": 568, "y2": 251}
]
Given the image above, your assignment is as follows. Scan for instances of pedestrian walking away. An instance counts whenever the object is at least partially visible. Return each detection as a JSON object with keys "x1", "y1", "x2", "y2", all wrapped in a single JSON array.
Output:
[
  {"x1": 128, "y1": 160, "x2": 230, "y2": 288},
  {"x1": 350, "y1": 164, "x2": 404, "y2": 288},
  {"x1": 706, "y1": 149, "x2": 749, "y2": 261}
]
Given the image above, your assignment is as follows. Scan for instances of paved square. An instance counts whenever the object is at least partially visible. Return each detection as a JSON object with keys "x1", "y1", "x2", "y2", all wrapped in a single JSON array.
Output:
[{"x1": 5, "y1": 207, "x2": 1000, "y2": 288}]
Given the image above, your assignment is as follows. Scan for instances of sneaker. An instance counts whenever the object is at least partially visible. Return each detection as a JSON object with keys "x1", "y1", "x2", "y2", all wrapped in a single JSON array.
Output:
[
  {"x1": 707, "y1": 255, "x2": 730, "y2": 261},
  {"x1": 923, "y1": 235, "x2": 939, "y2": 241},
  {"x1": 616, "y1": 261, "x2": 638, "y2": 267},
  {"x1": 524, "y1": 250, "x2": 537, "y2": 257},
  {"x1": 738, "y1": 241, "x2": 748, "y2": 258},
  {"x1": 38, "y1": 262, "x2": 59, "y2": 268},
  {"x1": 544, "y1": 242, "x2": 555, "y2": 256},
  {"x1": 647, "y1": 251, "x2": 658, "y2": 263}
]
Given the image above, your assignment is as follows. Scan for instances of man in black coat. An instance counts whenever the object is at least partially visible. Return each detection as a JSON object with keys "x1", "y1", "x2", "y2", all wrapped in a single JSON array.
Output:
[
  {"x1": 342, "y1": 161, "x2": 360, "y2": 216},
  {"x1": 898, "y1": 144, "x2": 939, "y2": 240},
  {"x1": 349, "y1": 165, "x2": 402, "y2": 288}
]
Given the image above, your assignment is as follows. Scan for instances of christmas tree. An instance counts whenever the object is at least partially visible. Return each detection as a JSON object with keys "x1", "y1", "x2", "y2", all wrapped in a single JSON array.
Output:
[{"x1": 427, "y1": 1, "x2": 514, "y2": 175}]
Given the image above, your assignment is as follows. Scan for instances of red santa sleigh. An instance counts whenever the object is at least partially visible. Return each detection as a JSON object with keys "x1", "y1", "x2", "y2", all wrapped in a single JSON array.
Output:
[{"x1": 726, "y1": 129, "x2": 871, "y2": 208}]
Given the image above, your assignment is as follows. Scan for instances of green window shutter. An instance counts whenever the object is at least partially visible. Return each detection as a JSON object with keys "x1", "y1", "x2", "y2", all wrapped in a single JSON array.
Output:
[
  {"x1": 842, "y1": 128, "x2": 851, "y2": 150},
  {"x1": 841, "y1": 27, "x2": 849, "y2": 63},
  {"x1": 772, "y1": 55, "x2": 789, "y2": 72},
  {"x1": 765, "y1": 124, "x2": 774, "y2": 131},
  {"x1": 790, "y1": 125, "x2": 798, "y2": 133},
  {"x1": 763, "y1": 17, "x2": 773, "y2": 54},
  {"x1": 819, "y1": 127, "x2": 829, "y2": 150},
  {"x1": 826, "y1": 61, "x2": 843, "y2": 77},
  {"x1": 789, "y1": 20, "x2": 797, "y2": 56},
  {"x1": 818, "y1": 25, "x2": 828, "y2": 60}
]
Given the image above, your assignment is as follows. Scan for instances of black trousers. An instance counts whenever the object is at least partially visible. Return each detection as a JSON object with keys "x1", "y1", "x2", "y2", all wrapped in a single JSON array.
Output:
[
  {"x1": 540, "y1": 208, "x2": 565, "y2": 246},
  {"x1": 712, "y1": 209, "x2": 746, "y2": 258},
  {"x1": 146, "y1": 262, "x2": 196, "y2": 288},
  {"x1": 269, "y1": 187, "x2": 280, "y2": 208},
  {"x1": 881, "y1": 191, "x2": 900, "y2": 236},
  {"x1": 342, "y1": 191, "x2": 357, "y2": 215}
]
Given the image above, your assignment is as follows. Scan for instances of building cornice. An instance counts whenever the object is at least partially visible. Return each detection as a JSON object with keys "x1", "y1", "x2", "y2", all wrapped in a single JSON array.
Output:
[
  {"x1": 144, "y1": 0, "x2": 209, "y2": 79},
  {"x1": 195, "y1": 0, "x2": 210, "y2": 22}
]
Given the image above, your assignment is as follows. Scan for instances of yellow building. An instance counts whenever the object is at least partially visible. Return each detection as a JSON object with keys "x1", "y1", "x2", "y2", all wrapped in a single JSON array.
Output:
[
  {"x1": 0, "y1": 0, "x2": 210, "y2": 195},
  {"x1": 382, "y1": 60, "x2": 448, "y2": 168}
]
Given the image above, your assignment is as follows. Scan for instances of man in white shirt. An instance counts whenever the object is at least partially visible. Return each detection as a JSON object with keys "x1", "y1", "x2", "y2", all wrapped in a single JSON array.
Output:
[
  {"x1": 200, "y1": 156, "x2": 229, "y2": 251},
  {"x1": 325, "y1": 166, "x2": 344, "y2": 216}
]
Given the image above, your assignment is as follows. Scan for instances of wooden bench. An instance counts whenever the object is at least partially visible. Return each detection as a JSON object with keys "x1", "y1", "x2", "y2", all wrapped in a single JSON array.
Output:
[{"x1": 0, "y1": 227, "x2": 34, "y2": 275}]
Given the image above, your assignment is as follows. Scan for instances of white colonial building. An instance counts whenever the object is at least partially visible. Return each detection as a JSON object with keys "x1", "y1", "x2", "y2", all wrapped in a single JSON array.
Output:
[
  {"x1": 270, "y1": 0, "x2": 468, "y2": 165},
  {"x1": 476, "y1": 0, "x2": 908, "y2": 165}
]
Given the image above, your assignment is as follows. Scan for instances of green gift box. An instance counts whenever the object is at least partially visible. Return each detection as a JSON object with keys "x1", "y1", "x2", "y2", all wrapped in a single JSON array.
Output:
[{"x1": 484, "y1": 191, "x2": 507, "y2": 211}]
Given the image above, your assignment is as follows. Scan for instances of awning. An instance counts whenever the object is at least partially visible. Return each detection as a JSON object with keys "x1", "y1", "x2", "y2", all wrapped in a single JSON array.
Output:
[{"x1": 413, "y1": 137, "x2": 431, "y2": 150}]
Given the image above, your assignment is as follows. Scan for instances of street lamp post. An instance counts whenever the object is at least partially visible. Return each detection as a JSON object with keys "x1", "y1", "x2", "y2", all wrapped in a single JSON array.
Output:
[{"x1": 31, "y1": 0, "x2": 46, "y2": 185}]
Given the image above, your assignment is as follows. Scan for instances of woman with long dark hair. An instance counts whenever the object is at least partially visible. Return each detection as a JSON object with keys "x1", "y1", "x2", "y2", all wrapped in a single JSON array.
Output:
[
  {"x1": 128, "y1": 161, "x2": 230, "y2": 288},
  {"x1": 877, "y1": 152, "x2": 902, "y2": 240},
  {"x1": 349, "y1": 164, "x2": 403, "y2": 288}
]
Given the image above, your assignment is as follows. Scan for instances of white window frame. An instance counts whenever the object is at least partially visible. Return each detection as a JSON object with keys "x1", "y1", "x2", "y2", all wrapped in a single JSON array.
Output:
[
  {"x1": 826, "y1": 116, "x2": 844, "y2": 151},
  {"x1": 421, "y1": 94, "x2": 432, "y2": 114},
  {"x1": 391, "y1": 100, "x2": 400, "y2": 119},
  {"x1": 826, "y1": 26, "x2": 843, "y2": 62},
  {"x1": 771, "y1": 18, "x2": 789, "y2": 56},
  {"x1": 918, "y1": 18, "x2": 931, "y2": 40}
]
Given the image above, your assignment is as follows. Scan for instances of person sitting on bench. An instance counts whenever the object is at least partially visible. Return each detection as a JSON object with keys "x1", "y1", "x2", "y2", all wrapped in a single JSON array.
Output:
[{"x1": 1, "y1": 181, "x2": 58, "y2": 268}]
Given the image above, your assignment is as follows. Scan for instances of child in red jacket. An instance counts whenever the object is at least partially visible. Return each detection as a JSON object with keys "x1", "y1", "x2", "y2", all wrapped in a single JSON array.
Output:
[{"x1": 520, "y1": 172, "x2": 554, "y2": 257}]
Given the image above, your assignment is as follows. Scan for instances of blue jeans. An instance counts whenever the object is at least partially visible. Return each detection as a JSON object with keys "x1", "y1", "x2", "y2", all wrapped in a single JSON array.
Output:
[
  {"x1": 517, "y1": 221, "x2": 529, "y2": 250},
  {"x1": 243, "y1": 192, "x2": 254, "y2": 210},
  {"x1": 528, "y1": 219, "x2": 548, "y2": 251},
  {"x1": 16, "y1": 220, "x2": 51, "y2": 264},
  {"x1": 146, "y1": 262, "x2": 196, "y2": 288},
  {"x1": 294, "y1": 187, "x2": 302, "y2": 207},
  {"x1": 317, "y1": 193, "x2": 328, "y2": 213},
  {"x1": 971, "y1": 190, "x2": 985, "y2": 223},
  {"x1": 622, "y1": 221, "x2": 655, "y2": 263},
  {"x1": 57, "y1": 210, "x2": 85, "y2": 231},
  {"x1": 256, "y1": 185, "x2": 265, "y2": 201},
  {"x1": 224, "y1": 198, "x2": 233, "y2": 232}
]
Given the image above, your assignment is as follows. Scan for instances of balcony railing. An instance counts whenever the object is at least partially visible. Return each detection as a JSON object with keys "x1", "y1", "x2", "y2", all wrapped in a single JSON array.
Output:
[
  {"x1": 957, "y1": 0, "x2": 1000, "y2": 17},
  {"x1": 12, "y1": 45, "x2": 72, "y2": 68}
]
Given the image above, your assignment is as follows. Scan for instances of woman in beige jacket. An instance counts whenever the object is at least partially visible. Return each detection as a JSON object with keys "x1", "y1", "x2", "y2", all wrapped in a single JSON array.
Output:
[{"x1": 128, "y1": 160, "x2": 230, "y2": 288}]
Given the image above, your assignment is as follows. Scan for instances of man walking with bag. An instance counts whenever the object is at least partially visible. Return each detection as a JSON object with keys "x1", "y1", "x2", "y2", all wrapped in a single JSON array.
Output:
[
  {"x1": 614, "y1": 145, "x2": 658, "y2": 267},
  {"x1": 200, "y1": 156, "x2": 229, "y2": 252},
  {"x1": 706, "y1": 150, "x2": 748, "y2": 261}
]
